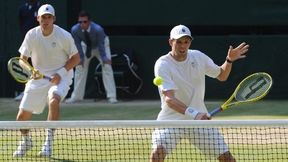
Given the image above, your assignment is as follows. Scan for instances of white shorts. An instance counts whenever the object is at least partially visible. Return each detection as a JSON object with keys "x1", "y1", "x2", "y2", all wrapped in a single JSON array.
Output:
[
  {"x1": 19, "y1": 76, "x2": 72, "y2": 114},
  {"x1": 151, "y1": 128, "x2": 229, "y2": 159}
]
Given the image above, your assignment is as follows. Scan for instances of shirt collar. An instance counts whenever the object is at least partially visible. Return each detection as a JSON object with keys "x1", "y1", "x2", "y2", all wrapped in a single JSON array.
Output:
[{"x1": 82, "y1": 25, "x2": 91, "y2": 32}]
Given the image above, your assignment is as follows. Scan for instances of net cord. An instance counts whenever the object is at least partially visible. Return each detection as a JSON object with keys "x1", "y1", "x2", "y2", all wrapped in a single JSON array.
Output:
[{"x1": 1, "y1": 120, "x2": 288, "y2": 129}]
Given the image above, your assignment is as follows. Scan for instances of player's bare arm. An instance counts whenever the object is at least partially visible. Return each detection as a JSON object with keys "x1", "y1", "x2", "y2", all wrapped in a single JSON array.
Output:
[
  {"x1": 51, "y1": 53, "x2": 80, "y2": 84},
  {"x1": 217, "y1": 42, "x2": 249, "y2": 81},
  {"x1": 162, "y1": 90, "x2": 186, "y2": 113},
  {"x1": 63, "y1": 53, "x2": 81, "y2": 71},
  {"x1": 162, "y1": 90, "x2": 210, "y2": 120}
]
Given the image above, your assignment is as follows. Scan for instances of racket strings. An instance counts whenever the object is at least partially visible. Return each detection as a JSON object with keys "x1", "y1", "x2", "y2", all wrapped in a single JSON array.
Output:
[
  {"x1": 9, "y1": 59, "x2": 33, "y2": 82},
  {"x1": 235, "y1": 75, "x2": 272, "y2": 101},
  {"x1": 244, "y1": 77, "x2": 267, "y2": 99},
  {"x1": 11, "y1": 62, "x2": 30, "y2": 78}
]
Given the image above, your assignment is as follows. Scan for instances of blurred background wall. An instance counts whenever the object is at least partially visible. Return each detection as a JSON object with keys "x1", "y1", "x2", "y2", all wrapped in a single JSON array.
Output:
[{"x1": 1, "y1": 0, "x2": 287, "y2": 99}]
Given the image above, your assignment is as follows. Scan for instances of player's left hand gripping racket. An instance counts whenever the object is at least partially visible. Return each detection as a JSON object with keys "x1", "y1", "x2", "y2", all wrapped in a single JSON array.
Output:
[
  {"x1": 7, "y1": 57, "x2": 51, "y2": 83},
  {"x1": 209, "y1": 72, "x2": 273, "y2": 117}
]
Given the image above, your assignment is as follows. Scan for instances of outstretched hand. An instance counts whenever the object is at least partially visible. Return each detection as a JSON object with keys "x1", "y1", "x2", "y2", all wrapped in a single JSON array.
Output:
[{"x1": 227, "y1": 42, "x2": 249, "y2": 62}]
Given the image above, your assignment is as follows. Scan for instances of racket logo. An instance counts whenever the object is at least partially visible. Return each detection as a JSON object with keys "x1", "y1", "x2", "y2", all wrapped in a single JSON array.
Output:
[
  {"x1": 245, "y1": 76, "x2": 267, "y2": 99},
  {"x1": 11, "y1": 62, "x2": 29, "y2": 78}
]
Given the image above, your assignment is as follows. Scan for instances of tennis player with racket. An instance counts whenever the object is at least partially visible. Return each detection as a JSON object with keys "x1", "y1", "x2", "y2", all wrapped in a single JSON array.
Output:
[
  {"x1": 150, "y1": 25, "x2": 249, "y2": 162},
  {"x1": 12, "y1": 4, "x2": 80, "y2": 158}
]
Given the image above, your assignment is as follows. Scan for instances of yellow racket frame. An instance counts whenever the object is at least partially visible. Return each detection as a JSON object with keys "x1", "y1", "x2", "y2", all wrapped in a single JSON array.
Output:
[{"x1": 210, "y1": 72, "x2": 273, "y2": 116}]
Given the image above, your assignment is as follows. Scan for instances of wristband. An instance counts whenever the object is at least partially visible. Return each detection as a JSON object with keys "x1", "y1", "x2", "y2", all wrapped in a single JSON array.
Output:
[
  {"x1": 184, "y1": 107, "x2": 199, "y2": 119},
  {"x1": 226, "y1": 57, "x2": 233, "y2": 64},
  {"x1": 56, "y1": 67, "x2": 67, "y2": 78}
]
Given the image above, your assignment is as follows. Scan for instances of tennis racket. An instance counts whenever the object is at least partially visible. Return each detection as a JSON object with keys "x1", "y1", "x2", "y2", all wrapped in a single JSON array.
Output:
[
  {"x1": 7, "y1": 57, "x2": 51, "y2": 83},
  {"x1": 209, "y1": 72, "x2": 273, "y2": 117}
]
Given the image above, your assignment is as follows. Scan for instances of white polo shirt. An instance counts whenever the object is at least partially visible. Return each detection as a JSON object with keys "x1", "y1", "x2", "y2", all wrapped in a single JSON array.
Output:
[
  {"x1": 154, "y1": 49, "x2": 221, "y2": 120},
  {"x1": 19, "y1": 25, "x2": 78, "y2": 77}
]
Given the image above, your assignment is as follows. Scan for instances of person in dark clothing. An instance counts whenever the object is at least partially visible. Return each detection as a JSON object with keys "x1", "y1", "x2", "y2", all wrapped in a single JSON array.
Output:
[{"x1": 15, "y1": 0, "x2": 41, "y2": 101}]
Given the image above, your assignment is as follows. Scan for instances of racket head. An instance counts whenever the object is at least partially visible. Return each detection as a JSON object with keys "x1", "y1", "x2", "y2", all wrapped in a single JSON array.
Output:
[
  {"x1": 234, "y1": 72, "x2": 273, "y2": 102},
  {"x1": 7, "y1": 57, "x2": 33, "y2": 83}
]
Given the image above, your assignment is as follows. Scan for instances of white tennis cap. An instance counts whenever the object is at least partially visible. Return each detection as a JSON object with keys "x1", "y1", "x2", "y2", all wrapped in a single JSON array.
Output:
[
  {"x1": 170, "y1": 25, "x2": 193, "y2": 40},
  {"x1": 38, "y1": 4, "x2": 55, "y2": 16}
]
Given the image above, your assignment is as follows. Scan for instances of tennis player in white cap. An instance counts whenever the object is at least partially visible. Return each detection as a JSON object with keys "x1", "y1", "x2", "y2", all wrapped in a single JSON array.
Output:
[
  {"x1": 150, "y1": 24, "x2": 249, "y2": 162},
  {"x1": 13, "y1": 4, "x2": 80, "y2": 158}
]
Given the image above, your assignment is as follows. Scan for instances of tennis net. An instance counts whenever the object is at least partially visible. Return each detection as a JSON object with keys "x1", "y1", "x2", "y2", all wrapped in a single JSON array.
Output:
[{"x1": 0, "y1": 120, "x2": 288, "y2": 162}]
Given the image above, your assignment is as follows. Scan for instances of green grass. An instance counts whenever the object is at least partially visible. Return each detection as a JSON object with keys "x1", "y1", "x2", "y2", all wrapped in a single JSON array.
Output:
[
  {"x1": 0, "y1": 98, "x2": 161, "y2": 121},
  {"x1": 1, "y1": 98, "x2": 288, "y2": 120}
]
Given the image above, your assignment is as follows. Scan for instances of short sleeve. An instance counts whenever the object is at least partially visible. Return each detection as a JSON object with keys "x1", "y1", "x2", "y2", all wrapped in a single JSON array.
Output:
[
  {"x1": 18, "y1": 31, "x2": 32, "y2": 57},
  {"x1": 68, "y1": 35, "x2": 79, "y2": 57},
  {"x1": 64, "y1": 33, "x2": 79, "y2": 57},
  {"x1": 154, "y1": 58, "x2": 177, "y2": 91},
  {"x1": 204, "y1": 56, "x2": 221, "y2": 78}
]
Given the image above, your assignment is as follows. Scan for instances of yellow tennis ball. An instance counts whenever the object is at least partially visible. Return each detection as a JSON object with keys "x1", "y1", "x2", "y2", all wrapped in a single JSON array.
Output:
[{"x1": 153, "y1": 76, "x2": 163, "y2": 86}]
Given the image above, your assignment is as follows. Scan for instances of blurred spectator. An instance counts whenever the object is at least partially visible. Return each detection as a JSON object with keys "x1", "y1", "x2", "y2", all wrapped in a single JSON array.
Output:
[
  {"x1": 66, "y1": 10, "x2": 118, "y2": 103},
  {"x1": 18, "y1": 0, "x2": 40, "y2": 39},
  {"x1": 15, "y1": 0, "x2": 40, "y2": 101}
]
